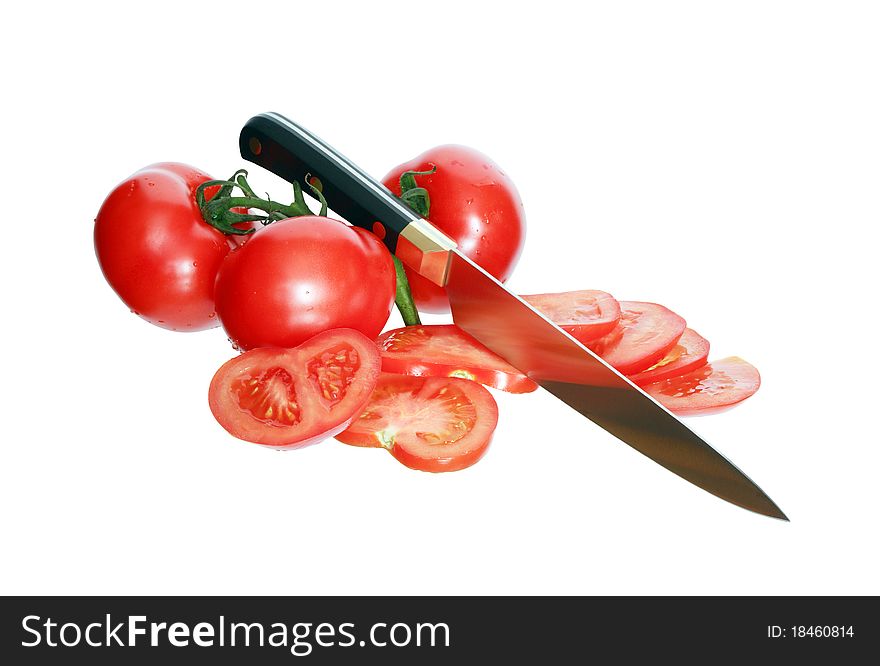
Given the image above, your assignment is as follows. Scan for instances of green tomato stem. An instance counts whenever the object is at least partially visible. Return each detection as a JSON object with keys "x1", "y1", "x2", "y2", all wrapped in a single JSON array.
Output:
[
  {"x1": 196, "y1": 171, "x2": 321, "y2": 235},
  {"x1": 391, "y1": 164, "x2": 440, "y2": 325},
  {"x1": 392, "y1": 256, "x2": 421, "y2": 326},
  {"x1": 397, "y1": 165, "x2": 436, "y2": 218}
]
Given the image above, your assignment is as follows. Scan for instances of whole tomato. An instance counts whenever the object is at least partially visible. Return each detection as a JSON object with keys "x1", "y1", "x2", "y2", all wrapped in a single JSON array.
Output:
[
  {"x1": 383, "y1": 145, "x2": 526, "y2": 313},
  {"x1": 94, "y1": 162, "x2": 233, "y2": 331},
  {"x1": 214, "y1": 216, "x2": 397, "y2": 351}
]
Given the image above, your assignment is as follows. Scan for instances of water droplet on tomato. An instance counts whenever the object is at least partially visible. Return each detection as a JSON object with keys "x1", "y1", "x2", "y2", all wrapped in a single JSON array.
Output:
[{"x1": 480, "y1": 235, "x2": 487, "y2": 241}]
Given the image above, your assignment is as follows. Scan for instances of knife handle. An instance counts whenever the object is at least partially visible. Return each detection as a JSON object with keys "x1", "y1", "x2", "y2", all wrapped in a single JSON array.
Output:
[{"x1": 239, "y1": 113, "x2": 455, "y2": 286}]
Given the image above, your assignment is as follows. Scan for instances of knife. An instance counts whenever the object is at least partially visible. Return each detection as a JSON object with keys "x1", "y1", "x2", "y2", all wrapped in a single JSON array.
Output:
[{"x1": 239, "y1": 112, "x2": 787, "y2": 521}]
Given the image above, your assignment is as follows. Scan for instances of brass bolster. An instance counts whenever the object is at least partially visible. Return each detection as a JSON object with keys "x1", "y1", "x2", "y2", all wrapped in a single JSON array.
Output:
[{"x1": 396, "y1": 219, "x2": 457, "y2": 287}]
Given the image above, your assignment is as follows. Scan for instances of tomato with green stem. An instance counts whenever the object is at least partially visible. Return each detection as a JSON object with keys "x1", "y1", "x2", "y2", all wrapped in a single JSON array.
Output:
[
  {"x1": 196, "y1": 168, "x2": 423, "y2": 330},
  {"x1": 383, "y1": 145, "x2": 526, "y2": 314},
  {"x1": 94, "y1": 162, "x2": 234, "y2": 331},
  {"x1": 214, "y1": 216, "x2": 397, "y2": 351}
]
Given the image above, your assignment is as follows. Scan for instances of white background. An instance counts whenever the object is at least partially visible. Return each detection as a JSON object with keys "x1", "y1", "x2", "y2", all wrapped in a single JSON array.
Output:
[{"x1": 2, "y1": 1, "x2": 878, "y2": 595}]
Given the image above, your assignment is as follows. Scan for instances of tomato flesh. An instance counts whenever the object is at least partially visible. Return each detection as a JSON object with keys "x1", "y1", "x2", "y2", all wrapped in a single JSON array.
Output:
[
  {"x1": 522, "y1": 290, "x2": 620, "y2": 342},
  {"x1": 233, "y1": 366, "x2": 301, "y2": 427},
  {"x1": 644, "y1": 356, "x2": 760, "y2": 416},
  {"x1": 628, "y1": 328, "x2": 710, "y2": 386},
  {"x1": 208, "y1": 329, "x2": 381, "y2": 448},
  {"x1": 336, "y1": 374, "x2": 499, "y2": 473},
  {"x1": 307, "y1": 343, "x2": 363, "y2": 406},
  {"x1": 378, "y1": 325, "x2": 537, "y2": 393},
  {"x1": 587, "y1": 301, "x2": 687, "y2": 375}
]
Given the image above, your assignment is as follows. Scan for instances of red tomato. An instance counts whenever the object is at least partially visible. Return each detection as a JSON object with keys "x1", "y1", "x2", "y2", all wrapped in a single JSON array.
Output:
[
  {"x1": 644, "y1": 357, "x2": 760, "y2": 416},
  {"x1": 522, "y1": 290, "x2": 620, "y2": 342},
  {"x1": 208, "y1": 328, "x2": 381, "y2": 448},
  {"x1": 628, "y1": 328, "x2": 710, "y2": 386},
  {"x1": 383, "y1": 145, "x2": 526, "y2": 313},
  {"x1": 336, "y1": 374, "x2": 498, "y2": 472},
  {"x1": 378, "y1": 325, "x2": 538, "y2": 393},
  {"x1": 94, "y1": 162, "x2": 232, "y2": 331},
  {"x1": 214, "y1": 216, "x2": 397, "y2": 351},
  {"x1": 587, "y1": 301, "x2": 687, "y2": 375}
]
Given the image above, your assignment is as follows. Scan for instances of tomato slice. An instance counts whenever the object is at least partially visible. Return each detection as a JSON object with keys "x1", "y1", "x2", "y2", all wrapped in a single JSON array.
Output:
[
  {"x1": 377, "y1": 325, "x2": 538, "y2": 394},
  {"x1": 521, "y1": 290, "x2": 620, "y2": 342},
  {"x1": 586, "y1": 301, "x2": 687, "y2": 375},
  {"x1": 643, "y1": 356, "x2": 760, "y2": 416},
  {"x1": 628, "y1": 328, "x2": 710, "y2": 386},
  {"x1": 336, "y1": 374, "x2": 499, "y2": 473},
  {"x1": 208, "y1": 328, "x2": 381, "y2": 448}
]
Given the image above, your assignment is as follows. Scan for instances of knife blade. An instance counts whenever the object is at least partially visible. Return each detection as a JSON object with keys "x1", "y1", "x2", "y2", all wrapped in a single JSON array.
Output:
[{"x1": 239, "y1": 112, "x2": 787, "y2": 521}]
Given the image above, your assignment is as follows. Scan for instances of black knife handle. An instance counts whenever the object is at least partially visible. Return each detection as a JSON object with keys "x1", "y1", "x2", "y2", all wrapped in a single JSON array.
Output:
[{"x1": 238, "y1": 112, "x2": 418, "y2": 253}]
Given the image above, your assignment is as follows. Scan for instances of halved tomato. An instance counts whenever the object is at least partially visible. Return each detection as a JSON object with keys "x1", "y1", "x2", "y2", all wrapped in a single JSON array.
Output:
[
  {"x1": 644, "y1": 356, "x2": 761, "y2": 416},
  {"x1": 377, "y1": 325, "x2": 538, "y2": 394},
  {"x1": 628, "y1": 328, "x2": 710, "y2": 386},
  {"x1": 208, "y1": 328, "x2": 381, "y2": 448},
  {"x1": 587, "y1": 301, "x2": 687, "y2": 375},
  {"x1": 521, "y1": 290, "x2": 620, "y2": 342},
  {"x1": 336, "y1": 374, "x2": 499, "y2": 472}
]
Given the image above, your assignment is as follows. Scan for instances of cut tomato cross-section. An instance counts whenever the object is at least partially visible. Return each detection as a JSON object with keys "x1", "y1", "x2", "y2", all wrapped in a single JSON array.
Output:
[
  {"x1": 336, "y1": 373, "x2": 499, "y2": 472},
  {"x1": 208, "y1": 328, "x2": 381, "y2": 448}
]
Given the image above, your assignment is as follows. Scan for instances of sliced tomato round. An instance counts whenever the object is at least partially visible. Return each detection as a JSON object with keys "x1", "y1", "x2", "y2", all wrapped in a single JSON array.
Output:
[
  {"x1": 522, "y1": 290, "x2": 620, "y2": 342},
  {"x1": 644, "y1": 356, "x2": 761, "y2": 416},
  {"x1": 377, "y1": 325, "x2": 538, "y2": 394},
  {"x1": 336, "y1": 374, "x2": 499, "y2": 473},
  {"x1": 628, "y1": 328, "x2": 710, "y2": 386},
  {"x1": 208, "y1": 328, "x2": 381, "y2": 449},
  {"x1": 586, "y1": 301, "x2": 686, "y2": 375}
]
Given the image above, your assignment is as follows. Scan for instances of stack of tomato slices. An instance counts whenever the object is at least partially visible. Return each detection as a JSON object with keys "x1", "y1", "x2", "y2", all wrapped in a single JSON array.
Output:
[
  {"x1": 521, "y1": 291, "x2": 761, "y2": 414},
  {"x1": 208, "y1": 290, "x2": 759, "y2": 473}
]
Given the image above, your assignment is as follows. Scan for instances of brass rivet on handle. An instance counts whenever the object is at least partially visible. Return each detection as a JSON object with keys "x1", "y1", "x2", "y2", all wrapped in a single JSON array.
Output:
[{"x1": 248, "y1": 136, "x2": 262, "y2": 156}]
